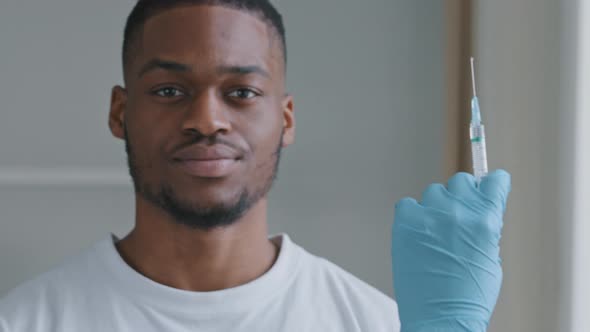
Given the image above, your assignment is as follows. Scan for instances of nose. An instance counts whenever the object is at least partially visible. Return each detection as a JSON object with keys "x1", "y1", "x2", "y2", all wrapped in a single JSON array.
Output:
[{"x1": 181, "y1": 89, "x2": 231, "y2": 137}]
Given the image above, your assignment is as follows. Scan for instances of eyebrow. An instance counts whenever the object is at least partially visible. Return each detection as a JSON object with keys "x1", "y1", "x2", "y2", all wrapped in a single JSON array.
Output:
[
  {"x1": 137, "y1": 58, "x2": 270, "y2": 79},
  {"x1": 138, "y1": 59, "x2": 192, "y2": 78},
  {"x1": 216, "y1": 65, "x2": 270, "y2": 78}
]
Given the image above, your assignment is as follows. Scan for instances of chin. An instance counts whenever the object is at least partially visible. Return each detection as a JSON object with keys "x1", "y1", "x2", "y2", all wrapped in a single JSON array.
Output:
[{"x1": 175, "y1": 183, "x2": 244, "y2": 206}]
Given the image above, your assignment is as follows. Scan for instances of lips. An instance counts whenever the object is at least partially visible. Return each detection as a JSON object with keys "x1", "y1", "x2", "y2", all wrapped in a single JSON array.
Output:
[
  {"x1": 172, "y1": 144, "x2": 242, "y2": 178},
  {"x1": 172, "y1": 144, "x2": 241, "y2": 161}
]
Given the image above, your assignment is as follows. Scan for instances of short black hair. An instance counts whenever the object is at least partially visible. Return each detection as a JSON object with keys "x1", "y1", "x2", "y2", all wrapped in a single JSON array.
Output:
[{"x1": 122, "y1": 0, "x2": 287, "y2": 80}]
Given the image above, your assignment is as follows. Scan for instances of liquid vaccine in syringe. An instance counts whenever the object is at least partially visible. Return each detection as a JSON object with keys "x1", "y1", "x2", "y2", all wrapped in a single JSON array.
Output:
[{"x1": 470, "y1": 57, "x2": 488, "y2": 183}]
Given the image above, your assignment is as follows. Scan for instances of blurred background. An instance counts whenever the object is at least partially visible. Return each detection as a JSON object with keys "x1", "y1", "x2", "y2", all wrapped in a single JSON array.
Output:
[{"x1": 0, "y1": 0, "x2": 588, "y2": 331}]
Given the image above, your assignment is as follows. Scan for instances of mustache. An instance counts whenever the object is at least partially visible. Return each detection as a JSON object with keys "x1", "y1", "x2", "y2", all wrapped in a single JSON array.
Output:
[
  {"x1": 173, "y1": 135, "x2": 246, "y2": 156},
  {"x1": 123, "y1": 124, "x2": 246, "y2": 157}
]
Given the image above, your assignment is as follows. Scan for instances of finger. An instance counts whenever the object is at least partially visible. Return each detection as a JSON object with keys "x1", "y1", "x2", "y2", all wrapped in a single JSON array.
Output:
[
  {"x1": 420, "y1": 183, "x2": 449, "y2": 210},
  {"x1": 393, "y1": 197, "x2": 421, "y2": 226},
  {"x1": 447, "y1": 172, "x2": 477, "y2": 198},
  {"x1": 394, "y1": 197, "x2": 420, "y2": 215},
  {"x1": 394, "y1": 197, "x2": 434, "y2": 238},
  {"x1": 479, "y1": 169, "x2": 511, "y2": 211}
]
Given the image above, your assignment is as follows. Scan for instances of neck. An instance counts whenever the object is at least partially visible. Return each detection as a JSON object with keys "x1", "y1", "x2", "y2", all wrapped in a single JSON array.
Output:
[{"x1": 115, "y1": 196, "x2": 278, "y2": 292}]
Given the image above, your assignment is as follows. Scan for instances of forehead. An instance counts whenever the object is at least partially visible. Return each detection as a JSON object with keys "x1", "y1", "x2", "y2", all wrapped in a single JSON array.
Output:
[{"x1": 135, "y1": 5, "x2": 280, "y2": 75}]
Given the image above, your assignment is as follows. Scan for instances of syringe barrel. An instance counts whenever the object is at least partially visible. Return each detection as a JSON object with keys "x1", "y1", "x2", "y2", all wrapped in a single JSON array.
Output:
[{"x1": 470, "y1": 124, "x2": 488, "y2": 181}]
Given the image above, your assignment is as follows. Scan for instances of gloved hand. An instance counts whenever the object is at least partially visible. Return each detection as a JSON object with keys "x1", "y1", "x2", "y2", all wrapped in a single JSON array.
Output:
[{"x1": 392, "y1": 170, "x2": 511, "y2": 332}]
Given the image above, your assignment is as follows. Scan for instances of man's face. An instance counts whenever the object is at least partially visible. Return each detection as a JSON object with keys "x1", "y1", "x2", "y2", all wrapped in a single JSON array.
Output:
[{"x1": 109, "y1": 5, "x2": 295, "y2": 229}]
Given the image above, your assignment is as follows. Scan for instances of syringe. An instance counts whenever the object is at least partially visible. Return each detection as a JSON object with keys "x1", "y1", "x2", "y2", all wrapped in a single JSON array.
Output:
[{"x1": 470, "y1": 57, "x2": 488, "y2": 184}]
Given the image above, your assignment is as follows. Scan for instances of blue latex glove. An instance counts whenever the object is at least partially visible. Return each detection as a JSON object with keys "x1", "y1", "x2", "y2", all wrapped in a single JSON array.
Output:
[{"x1": 392, "y1": 170, "x2": 511, "y2": 332}]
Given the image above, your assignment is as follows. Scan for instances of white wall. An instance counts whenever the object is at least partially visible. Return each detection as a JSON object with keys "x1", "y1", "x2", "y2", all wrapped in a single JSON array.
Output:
[
  {"x1": 0, "y1": 0, "x2": 137, "y2": 296},
  {"x1": 0, "y1": 0, "x2": 446, "y2": 299},
  {"x1": 474, "y1": 0, "x2": 583, "y2": 331},
  {"x1": 567, "y1": 0, "x2": 590, "y2": 331}
]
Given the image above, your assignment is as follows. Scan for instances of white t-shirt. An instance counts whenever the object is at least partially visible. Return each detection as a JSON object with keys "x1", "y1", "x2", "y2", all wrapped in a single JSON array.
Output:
[{"x1": 0, "y1": 234, "x2": 400, "y2": 332}]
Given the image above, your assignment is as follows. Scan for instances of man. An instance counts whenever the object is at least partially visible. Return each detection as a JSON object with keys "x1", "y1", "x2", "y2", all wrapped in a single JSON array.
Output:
[{"x1": 0, "y1": 1, "x2": 510, "y2": 331}]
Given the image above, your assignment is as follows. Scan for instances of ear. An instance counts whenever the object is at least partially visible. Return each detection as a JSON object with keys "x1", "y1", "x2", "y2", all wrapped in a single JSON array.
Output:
[
  {"x1": 109, "y1": 86, "x2": 127, "y2": 140},
  {"x1": 281, "y1": 94, "x2": 295, "y2": 147}
]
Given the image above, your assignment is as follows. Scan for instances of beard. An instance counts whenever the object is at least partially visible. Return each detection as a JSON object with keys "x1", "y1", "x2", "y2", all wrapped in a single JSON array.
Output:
[{"x1": 124, "y1": 126, "x2": 283, "y2": 231}]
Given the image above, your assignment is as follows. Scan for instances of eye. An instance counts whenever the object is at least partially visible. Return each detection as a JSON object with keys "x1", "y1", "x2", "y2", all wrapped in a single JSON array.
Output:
[
  {"x1": 227, "y1": 88, "x2": 260, "y2": 100},
  {"x1": 153, "y1": 87, "x2": 185, "y2": 98}
]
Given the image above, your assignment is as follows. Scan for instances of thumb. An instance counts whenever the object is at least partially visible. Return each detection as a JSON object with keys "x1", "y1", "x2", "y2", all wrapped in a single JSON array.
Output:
[{"x1": 479, "y1": 169, "x2": 511, "y2": 212}]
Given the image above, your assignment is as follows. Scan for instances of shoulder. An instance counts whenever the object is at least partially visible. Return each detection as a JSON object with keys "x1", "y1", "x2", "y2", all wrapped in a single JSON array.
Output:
[
  {"x1": 294, "y1": 244, "x2": 400, "y2": 331},
  {"x1": 0, "y1": 262, "x2": 71, "y2": 331},
  {"x1": 0, "y1": 239, "x2": 107, "y2": 331},
  {"x1": 308, "y1": 254, "x2": 399, "y2": 312}
]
